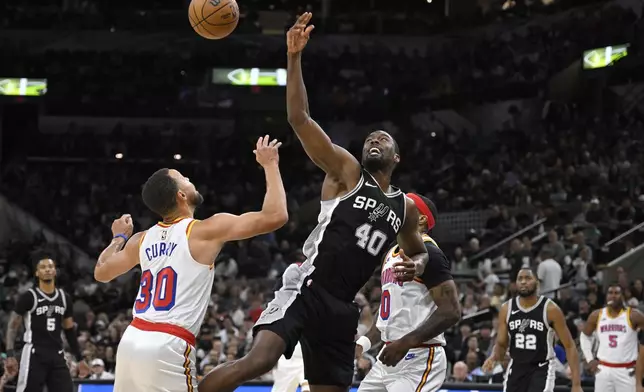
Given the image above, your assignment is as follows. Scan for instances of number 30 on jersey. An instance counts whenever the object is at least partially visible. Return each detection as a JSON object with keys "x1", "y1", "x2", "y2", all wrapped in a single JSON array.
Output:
[{"x1": 135, "y1": 267, "x2": 178, "y2": 313}]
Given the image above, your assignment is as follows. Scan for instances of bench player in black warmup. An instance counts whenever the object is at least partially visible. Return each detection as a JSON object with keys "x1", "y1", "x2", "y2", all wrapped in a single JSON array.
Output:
[
  {"x1": 200, "y1": 12, "x2": 429, "y2": 392},
  {"x1": 4, "y1": 257, "x2": 83, "y2": 392},
  {"x1": 483, "y1": 267, "x2": 583, "y2": 392}
]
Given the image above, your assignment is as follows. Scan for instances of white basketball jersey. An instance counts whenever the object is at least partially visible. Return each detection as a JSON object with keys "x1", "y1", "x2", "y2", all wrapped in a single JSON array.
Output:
[
  {"x1": 376, "y1": 234, "x2": 445, "y2": 346},
  {"x1": 596, "y1": 307, "x2": 639, "y2": 364},
  {"x1": 134, "y1": 218, "x2": 215, "y2": 336}
]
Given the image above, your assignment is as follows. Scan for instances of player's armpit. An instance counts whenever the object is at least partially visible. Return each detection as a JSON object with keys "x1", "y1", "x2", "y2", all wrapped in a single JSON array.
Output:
[
  {"x1": 196, "y1": 211, "x2": 288, "y2": 243},
  {"x1": 94, "y1": 232, "x2": 143, "y2": 283},
  {"x1": 396, "y1": 198, "x2": 428, "y2": 274}
]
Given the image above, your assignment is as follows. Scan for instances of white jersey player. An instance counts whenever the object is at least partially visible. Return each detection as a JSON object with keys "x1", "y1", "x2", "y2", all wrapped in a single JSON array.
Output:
[
  {"x1": 93, "y1": 136, "x2": 288, "y2": 392},
  {"x1": 581, "y1": 284, "x2": 644, "y2": 392},
  {"x1": 272, "y1": 342, "x2": 309, "y2": 392},
  {"x1": 356, "y1": 194, "x2": 461, "y2": 392}
]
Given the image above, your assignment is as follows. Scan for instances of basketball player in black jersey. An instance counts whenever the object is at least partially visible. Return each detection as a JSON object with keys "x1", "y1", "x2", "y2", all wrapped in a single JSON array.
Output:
[
  {"x1": 482, "y1": 266, "x2": 583, "y2": 392},
  {"x1": 200, "y1": 12, "x2": 429, "y2": 392},
  {"x1": 4, "y1": 257, "x2": 84, "y2": 392}
]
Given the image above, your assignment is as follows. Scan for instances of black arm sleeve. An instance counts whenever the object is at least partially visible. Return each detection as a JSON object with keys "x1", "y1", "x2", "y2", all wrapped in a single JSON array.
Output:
[
  {"x1": 14, "y1": 291, "x2": 35, "y2": 315},
  {"x1": 63, "y1": 292, "x2": 74, "y2": 318},
  {"x1": 419, "y1": 242, "x2": 453, "y2": 290},
  {"x1": 64, "y1": 327, "x2": 82, "y2": 361}
]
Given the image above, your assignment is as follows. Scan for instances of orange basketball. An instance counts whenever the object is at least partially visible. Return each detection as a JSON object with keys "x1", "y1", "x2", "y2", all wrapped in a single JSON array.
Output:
[{"x1": 188, "y1": 0, "x2": 239, "y2": 40}]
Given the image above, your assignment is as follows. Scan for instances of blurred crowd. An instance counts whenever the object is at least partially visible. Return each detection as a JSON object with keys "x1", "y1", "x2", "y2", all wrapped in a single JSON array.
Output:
[{"x1": 0, "y1": 0, "x2": 643, "y2": 387}]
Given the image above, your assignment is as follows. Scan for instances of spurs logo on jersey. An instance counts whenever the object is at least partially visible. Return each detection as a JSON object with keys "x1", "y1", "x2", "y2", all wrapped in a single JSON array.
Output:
[
  {"x1": 507, "y1": 296, "x2": 555, "y2": 364},
  {"x1": 596, "y1": 307, "x2": 638, "y2": 364},
  {"x1": 376, "y1": 234, "x2": 446, "y2": 346},
  {"x1": 135, "y1": 218, "x2": 215, "y2": 336}
]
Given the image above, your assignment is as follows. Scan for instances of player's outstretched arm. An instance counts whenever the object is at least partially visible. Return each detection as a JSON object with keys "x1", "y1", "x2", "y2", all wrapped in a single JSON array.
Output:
[
  {"x1": 482, "y1": 302, "x2": 509, "y2": 373},
  {"x1": 95, "y1": 230, "x2": 143, "y2": 283},
  {"x1": 193, "y1": 136, "x2": 288, "y2": 243},
  {"x1": 286, "y1": 12, "x2": 361, "y2": 185},
  {"x1": 392, "y1": 199, "x2": 429, "y2": 281},
  {"x1": 549, "y1": 302, "x2": 583, "y2": 392}
]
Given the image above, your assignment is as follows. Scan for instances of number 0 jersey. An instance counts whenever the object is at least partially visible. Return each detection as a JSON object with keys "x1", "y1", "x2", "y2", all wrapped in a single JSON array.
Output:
[
  {"x1": 376, "y1": 234, "x2": 446, "y2": 346},
  {"x1": 595, "y1": 307, "x2": 638, "y2": 364},
  {"x1": 507, "y1": 296, "x2": 555, "y2": 365},
  {"x1": 135, "y1": 218, "x2": 215, "y2": 336},
  {"x1": 302, "y1": 170, "x2": 406, "y2": 302}
]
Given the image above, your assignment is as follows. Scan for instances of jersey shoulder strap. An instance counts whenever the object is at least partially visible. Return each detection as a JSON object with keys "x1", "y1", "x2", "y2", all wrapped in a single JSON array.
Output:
[
  {"x1": 59, "y1": 288, "x2": 68, "y2": 311},
  {"x1": 422, "y1": 234, "x2": 439, "y2": 248},
  {"x1": 27, "y1": 289, "x2": 38, "y2": 313}
]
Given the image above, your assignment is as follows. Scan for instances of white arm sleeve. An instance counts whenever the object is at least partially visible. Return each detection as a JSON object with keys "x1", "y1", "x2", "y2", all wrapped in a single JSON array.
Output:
[{"x1": 579, "y1": 332, "x2": 595, "y2": 362}]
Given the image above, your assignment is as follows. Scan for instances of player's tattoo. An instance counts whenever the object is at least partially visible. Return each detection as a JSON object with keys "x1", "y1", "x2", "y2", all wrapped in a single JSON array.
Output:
[
  {"x1": 402, "y1": 280, "x2": 461, "y2": 346},
  {"x1": 96, "y1": 238, "x2": 126, "y2": 268},
  {"x1": 6, "y1": 312, "x2": 23, "y2": 351}
]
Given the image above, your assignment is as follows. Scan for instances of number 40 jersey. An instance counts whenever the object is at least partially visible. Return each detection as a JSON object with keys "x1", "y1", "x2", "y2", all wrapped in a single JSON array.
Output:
[{"x1": 506, "y1": 296, "x2": 555, "y2": 364}]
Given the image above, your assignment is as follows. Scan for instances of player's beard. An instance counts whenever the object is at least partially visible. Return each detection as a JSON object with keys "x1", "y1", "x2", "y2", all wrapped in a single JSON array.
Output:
[
  {"x1": 362, "y1": 155, "x2": 389, "y2": 172},
  {"x1": 40, "y1": 278, "x2": 54, "y2": 284},
  {"x1": 189, "y1": 191, "x2": 204, "y2": 208},
  {"x1": 518, "y1": 285, "x2": 537, "y2": 297}
]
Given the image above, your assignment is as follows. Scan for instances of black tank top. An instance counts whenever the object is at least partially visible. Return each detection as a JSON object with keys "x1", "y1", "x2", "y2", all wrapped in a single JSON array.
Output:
[
  {"x1": 507, "y1": 296, "x2": 555, "y2": 365},
  {"x1": 22, "y1": 288, "x2": 69, "y2": 350},
  {"x1": 304, "y1": 170, "x2": 406, "y2": 302}
]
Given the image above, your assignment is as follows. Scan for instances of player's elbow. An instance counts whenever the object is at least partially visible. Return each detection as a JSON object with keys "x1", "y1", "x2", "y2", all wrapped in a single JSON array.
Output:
[
  {"x1": 94, "y1": 268, "x2": 112, "y2": 283},
  {"x1": 287, "y1": 111, "x2": 309, "y2": 127},
  {"x1": 260, "y1": 211, "x2": 289, "y2": 232}
]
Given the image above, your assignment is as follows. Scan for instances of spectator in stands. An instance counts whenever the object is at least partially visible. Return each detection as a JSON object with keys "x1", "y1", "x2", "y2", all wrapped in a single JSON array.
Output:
[
  {"x1": 462, "y1": 294, "x2": 479, "y2": 316},
  {"x1": 537, "y1": 248, "x2": 562, "y2": 299},
  {"x1": 89, "y1": 358, "x2": 114, "y2": 380},
  {"x1": 449, "y1": 361, "x2": 472, "y2": 382},
  {"x1": 542, "y1": 229, "x2": 566, "y2": 263}
]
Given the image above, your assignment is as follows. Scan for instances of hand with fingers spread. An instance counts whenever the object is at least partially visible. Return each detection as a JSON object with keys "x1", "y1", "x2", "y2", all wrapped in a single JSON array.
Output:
[
  {"x1": 287, "y1": 12, "x2": 315, "y2": 54},
  {"x1": 254, "y1": 135, "x2": 282, "y2": 167},
  {"x1": 392, "y1": 249, "x2": 424, "y2": 282}
]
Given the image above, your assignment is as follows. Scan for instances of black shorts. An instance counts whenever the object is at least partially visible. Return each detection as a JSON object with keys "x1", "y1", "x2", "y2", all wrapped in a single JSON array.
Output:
[
  {"x1": 504, "y1": 359, "x2": 555, "y2": 392},
  {"x1": 253, "y1": 278, "x2": 360, "y2": 387},
  {"x1": 16, "y1": 344, "x2": 73, "y2": 392}
]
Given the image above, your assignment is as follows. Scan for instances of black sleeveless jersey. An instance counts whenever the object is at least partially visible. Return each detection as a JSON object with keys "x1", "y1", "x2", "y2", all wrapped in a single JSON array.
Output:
[
  {"x1": 304, "y1": 169, "x2": 406, "y2": 302},
  {"x1": 507, "y1": 296, "x2": 555, "y2": 365},
  {"x1": 14, "y1": 288, "x2": 72, "y2": 350}
]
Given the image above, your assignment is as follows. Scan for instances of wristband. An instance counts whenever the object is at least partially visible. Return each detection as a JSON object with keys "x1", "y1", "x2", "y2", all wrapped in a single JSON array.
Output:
[
  {"x1": 356, "y1": 336, "x2": 372, "y2": 352},
  {"x1": 113, "y1": 234, "x2": 129, "y2": 243}
]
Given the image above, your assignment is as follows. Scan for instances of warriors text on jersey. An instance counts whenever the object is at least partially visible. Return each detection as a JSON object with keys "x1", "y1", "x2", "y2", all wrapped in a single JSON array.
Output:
[
  {"x1": 595, "y1": 307, "x2": 638, "y2": 364},
  {"x1": 377, "y1": 234, "x2": 452, "y2": 346},
  {"x1": 14, "y1": 288, "x2": 72, "y2": 350},
  {"x1": 134, "y1": 217, "x2": 215, "y2": 336},
  {"x1": 303, "y1": 170, "x2": 406, "y2": 301},
  {"x1": 506, "y1": 296, "x2": 555, "y2": 364}
]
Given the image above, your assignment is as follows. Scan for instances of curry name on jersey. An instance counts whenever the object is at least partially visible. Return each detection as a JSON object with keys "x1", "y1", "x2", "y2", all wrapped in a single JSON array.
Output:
[
  {"x1": 596, "y1": 307, "x2": 638, "y2": 364},
  {"x1": 377, "y1": 234, "x2": 446, "y2": 346},
  {"x1": 303, "y1": 170, "x2": 406, "y2": 301},
  {"x1": 135, "y1": 217, "x2": 215, "y2": 336},
  {"x1": 507, "y1": 296, "x2": 555, "y2": 364}
]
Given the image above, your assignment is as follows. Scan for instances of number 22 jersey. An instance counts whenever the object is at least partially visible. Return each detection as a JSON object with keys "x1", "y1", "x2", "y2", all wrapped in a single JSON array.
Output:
[
  {"x1": 135, "y1": 218, "x2": 215, "y2": 336},
  {"x1": 507, "y1": 296, "x2": 555, "y2": 365}
]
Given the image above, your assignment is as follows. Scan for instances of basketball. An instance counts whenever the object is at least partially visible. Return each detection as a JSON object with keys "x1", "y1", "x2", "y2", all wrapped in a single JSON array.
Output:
[{"x1": 188, "y1": 0, "x2": 239, "y2": 40}]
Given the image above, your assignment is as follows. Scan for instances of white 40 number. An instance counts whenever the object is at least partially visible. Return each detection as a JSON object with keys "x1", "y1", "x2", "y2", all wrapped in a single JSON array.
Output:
[
  {"x1": 515, "y1": 333, "x2": 536, "y2": 350},
  {"x1": 355, "y1": 223, "x2": 387, "y2": 256}
]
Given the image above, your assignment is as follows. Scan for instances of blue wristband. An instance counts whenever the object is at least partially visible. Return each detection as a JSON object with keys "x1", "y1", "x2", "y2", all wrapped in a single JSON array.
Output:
[{"x1": 113, "y1": 234, "x2": 129, "y2": 242}]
